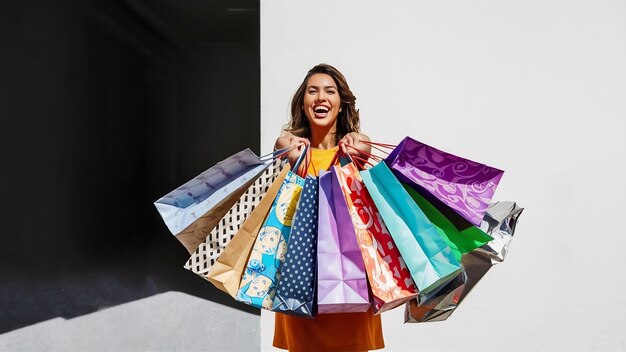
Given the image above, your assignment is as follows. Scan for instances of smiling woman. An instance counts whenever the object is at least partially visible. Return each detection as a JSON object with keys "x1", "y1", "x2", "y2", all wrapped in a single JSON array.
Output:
[
  {"x1": 275, "y1": 64, "x2": 370, "y2": 169},
  {"x1": 303, "y1": 74, "x2": 342, "y2": 128},
  {"x1": 272, "y1": 64, "x2": 382, "y2": 352}
]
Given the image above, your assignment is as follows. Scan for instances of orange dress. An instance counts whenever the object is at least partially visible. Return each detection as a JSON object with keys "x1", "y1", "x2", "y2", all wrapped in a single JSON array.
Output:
[{"x1": 273, "y1": 147, "x2": 385, "y2": 352}]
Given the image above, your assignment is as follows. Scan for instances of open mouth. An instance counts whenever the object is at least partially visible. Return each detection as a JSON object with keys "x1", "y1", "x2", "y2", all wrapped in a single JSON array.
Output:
[{"x1": 313, "y1": 105, "x2": 330, "y2": 118}]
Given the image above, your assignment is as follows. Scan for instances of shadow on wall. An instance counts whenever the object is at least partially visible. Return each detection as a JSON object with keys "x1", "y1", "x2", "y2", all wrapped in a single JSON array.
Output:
[{"x1": 0, "y1": 0, "x2": 260, "y2": 333}]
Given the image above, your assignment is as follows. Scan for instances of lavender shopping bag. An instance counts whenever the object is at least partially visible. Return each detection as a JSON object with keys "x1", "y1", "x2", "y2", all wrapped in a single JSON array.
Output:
[
  {"x1": 272, "y1": 176, "x2": 319, "y2": 317},
  {"x1": 317, "y1": 169, "x2": 370, "y2": 314},
  {"x1": 385, "y1": 137, "x2": 504, "y2": 226}
]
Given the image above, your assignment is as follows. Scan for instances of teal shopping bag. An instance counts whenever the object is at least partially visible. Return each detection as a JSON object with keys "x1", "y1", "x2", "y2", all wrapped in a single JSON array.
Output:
[{"x1": 360, "y1": 162, "x2": 462, "y2": 294}]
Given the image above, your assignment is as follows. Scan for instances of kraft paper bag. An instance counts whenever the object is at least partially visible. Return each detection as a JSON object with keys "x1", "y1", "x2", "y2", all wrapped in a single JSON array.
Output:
[{"x1": 205, "y1": 165, "x2": 291, "y2": 297}]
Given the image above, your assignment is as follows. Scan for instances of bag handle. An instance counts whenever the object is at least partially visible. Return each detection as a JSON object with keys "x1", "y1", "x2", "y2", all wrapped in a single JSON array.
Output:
[
  {"x1": 260, "y1": 144, "x2": 298, "y2": 162},
  {"x1": 292, "y1": 144, "x2": 309, "y2": 178},
  {"x1": 360, "y1": 140, "x2": 396, "y2": 155},
  {"x1": 339, "y1": 141, "x2": 393, "y2": 170}
]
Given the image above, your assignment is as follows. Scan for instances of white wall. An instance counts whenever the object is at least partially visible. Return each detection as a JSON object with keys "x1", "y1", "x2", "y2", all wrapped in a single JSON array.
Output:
[{"x1": 261, "y1": 1, "x2": 626, "y2": 351}]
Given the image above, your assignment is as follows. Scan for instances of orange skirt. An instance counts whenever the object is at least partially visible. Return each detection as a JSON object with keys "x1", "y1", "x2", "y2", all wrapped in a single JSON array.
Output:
[{"x1": 273, "y1": 310, "x2": 384, "y2": 352}]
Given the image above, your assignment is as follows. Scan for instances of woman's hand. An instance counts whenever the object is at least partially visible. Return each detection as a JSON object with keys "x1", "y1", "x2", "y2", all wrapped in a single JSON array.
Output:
[
  {"x1": 274, "y1": 131, "x2": 310, "y2": 170},
  {"x1": 339, "y1": 132, "x2": 372, "y2": 162}
]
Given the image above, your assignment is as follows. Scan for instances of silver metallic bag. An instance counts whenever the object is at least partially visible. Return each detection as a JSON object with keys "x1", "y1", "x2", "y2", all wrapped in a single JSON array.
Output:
[{"x1": 405, "y1": 201, "x2": 524, "y2": 323}]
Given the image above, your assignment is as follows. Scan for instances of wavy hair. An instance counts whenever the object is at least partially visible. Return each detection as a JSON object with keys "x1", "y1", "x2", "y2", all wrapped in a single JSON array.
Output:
[{"x1": 287, "y1": 64, "x2": 360, "y2": 144}]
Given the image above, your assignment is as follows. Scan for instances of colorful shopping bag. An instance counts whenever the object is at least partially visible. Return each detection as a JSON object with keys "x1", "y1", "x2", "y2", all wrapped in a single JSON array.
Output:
[
  {"x1": 155, "y1": 149, "x2": 274, "y2": 253},
  {"x1": 317, "y1": 169, "x2": 371, "y2": 314},
  {"x1": 405, "y1": 201, "x2": 524, "y2": 323},
  {"x1": 334, "y1": 163, "x2": 418, "y2": 314},
  {"x1": 184, "y1": 158, "x2": 285, "y2": 277},
  {"x1": 403, "y1": 184, "x2": 493, "y2": 261},
  {"x1": 272, "y1": 176, "x2": 319, "y2": 317},
  {"x1": 385, "y1": 136, "x2": 504, "y2": 226},
  {"x1": 205, "y1": 164, "x2": 291, "y2": 297},
  {"x1": 236, "y1": 170, "x2": 305, "y2": 309},
  {"x1": 360, "y1": 162, "x2": 462, "y2": 294}
]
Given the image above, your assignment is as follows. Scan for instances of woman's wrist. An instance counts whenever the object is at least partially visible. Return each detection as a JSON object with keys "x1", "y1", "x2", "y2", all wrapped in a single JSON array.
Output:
[{"x1": 274, "y1": 132, "x2": 295, "y2": 151}]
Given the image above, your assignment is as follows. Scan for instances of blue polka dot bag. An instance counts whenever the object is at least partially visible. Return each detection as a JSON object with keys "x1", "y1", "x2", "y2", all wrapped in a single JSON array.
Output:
[{"x1": 272, "y1": 175, "x2": 319, "y2": 317}]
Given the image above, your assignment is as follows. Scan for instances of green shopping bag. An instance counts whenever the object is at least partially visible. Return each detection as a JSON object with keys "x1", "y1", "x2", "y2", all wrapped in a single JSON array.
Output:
[{"x1": 403, "y1": 184, "x2": 493, "y2": 261}]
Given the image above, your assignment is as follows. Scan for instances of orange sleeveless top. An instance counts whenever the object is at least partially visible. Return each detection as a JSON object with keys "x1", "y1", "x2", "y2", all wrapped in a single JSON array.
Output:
[{"x1": 273, "y1": 147, "x2": 385, "y2": 352}]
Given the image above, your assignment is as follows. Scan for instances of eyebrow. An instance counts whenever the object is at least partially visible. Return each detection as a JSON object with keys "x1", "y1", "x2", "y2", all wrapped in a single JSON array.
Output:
[{"x1": 307, "y1": 85, "x2": 337, "y2": 89}]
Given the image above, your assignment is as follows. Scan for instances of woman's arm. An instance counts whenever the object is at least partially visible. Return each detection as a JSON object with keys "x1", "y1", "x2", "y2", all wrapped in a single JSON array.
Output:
[{"x1": 274, "y1": 130, "x2": 310, "y2": 168}]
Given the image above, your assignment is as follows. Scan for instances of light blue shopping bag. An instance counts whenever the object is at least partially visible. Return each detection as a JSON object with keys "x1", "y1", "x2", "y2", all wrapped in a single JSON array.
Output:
[
  {"x1": 360, "y1": 162, "x2": 462, "y2": 294},
  {"x1": 154, "y1": 147, "x2": 292, "y2": 253},
  {"x1": 236, "y1": 147, "x2": 308, "y2": 309}
]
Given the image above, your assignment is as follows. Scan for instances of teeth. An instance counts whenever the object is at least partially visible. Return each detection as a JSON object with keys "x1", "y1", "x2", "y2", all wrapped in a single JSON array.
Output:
[{"x1": 315, "y1": 106, "x2": 329, "y2": 113}]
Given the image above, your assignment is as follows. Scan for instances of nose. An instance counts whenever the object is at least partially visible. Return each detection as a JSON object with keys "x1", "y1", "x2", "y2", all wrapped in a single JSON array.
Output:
[{"x1": 315, "y1": 91, "x2": 327, "y2": 102}]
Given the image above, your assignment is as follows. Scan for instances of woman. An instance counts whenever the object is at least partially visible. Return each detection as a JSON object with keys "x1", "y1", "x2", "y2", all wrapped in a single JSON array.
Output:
[{"x1": 273, "y1": 64, "x2": 384, "y2": 351}]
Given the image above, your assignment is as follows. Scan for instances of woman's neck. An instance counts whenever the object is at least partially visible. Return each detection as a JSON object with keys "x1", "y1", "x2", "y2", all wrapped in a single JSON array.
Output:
[{"x1": 310, "y1": 125, "x2": 337, "y2": 150}]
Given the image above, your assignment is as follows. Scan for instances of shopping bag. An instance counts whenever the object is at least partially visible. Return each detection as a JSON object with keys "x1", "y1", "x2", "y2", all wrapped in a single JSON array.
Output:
[
  {"x1": 155, "y1": 149, "x2": 272, "y2": 253},
  {"x1": 317, "y1": 169, "x2": 371, "y2": 314},
  {"x1": 184, "y1": 158, "x2": 284, "y2": 277},
  {"x1": 236, "y1": 169, "x2": 306, "y2": 309},
  {"x1": 403, "y1": 184, "x2": 493, "y2": 262},
  {"x1": 360, "y1": 161, "x2": 462, "y2": 294},
  {"x1": 205, "y1": 164, "x2": 291, "y2": 297},
  {"x1": 475, "y1": 201, "x2": 523, "y2": 264},
  {"x1": 404, "y1": 269, "x2": 468, "y2": 323},
  {"x1": 385, "y1": 136, "x2": 504, "y2": 226},
  {"x1": 272, "y1": 176, "x2": 319, "y2": 317},
  {"x1": 405, "y1": 201, "x2": 523, "y2": 323},
  {"x1": 334, "y1": 163, "x2": 418, "y2": 314}
]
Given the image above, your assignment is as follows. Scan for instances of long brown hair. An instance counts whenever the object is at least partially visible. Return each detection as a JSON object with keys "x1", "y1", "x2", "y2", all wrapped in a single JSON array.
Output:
[{"x1": 287, "y1": 64, "x2": 360, "y2": 144}]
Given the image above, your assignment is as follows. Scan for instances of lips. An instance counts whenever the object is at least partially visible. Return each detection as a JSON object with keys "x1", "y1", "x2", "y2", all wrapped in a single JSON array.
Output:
[{"x1": 313, "y1": 105, "x2": 330, "y2": 118}]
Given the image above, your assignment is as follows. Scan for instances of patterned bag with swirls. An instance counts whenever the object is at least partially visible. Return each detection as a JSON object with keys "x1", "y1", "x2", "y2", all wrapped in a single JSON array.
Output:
[{"x1": 385, "y1": 136, "x2": 504, "y2": 226}]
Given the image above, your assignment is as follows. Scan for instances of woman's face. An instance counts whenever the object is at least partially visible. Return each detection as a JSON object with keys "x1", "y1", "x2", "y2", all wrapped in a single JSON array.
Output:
[{"x1": 303, "y1": 73, "x2": 342, "y2": 130}]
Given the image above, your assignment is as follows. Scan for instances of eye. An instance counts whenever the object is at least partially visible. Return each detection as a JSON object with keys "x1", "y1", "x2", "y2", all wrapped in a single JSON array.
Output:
[
  {"x1": 327, "y1": 90, "x2": 336, "y2": 95},
  {"x1": 308, "y1": 89, "x2": 317, "y2": 94}
]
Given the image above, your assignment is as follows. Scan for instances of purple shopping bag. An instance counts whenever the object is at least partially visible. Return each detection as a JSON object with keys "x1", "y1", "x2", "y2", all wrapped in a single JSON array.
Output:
[
  {"x1": 385, "y1": 137, "x2": 504, "y2": 226},
  {"x1": 316, "y1": 169, "x2": 371, "y2": 314}
]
